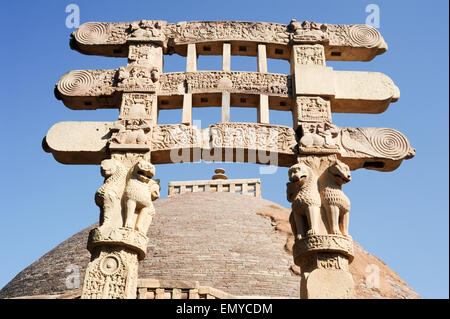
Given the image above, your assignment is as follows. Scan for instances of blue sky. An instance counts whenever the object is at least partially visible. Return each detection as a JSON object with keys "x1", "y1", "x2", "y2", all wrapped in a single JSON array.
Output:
[{"x1": 0, "y1": 0, "x2": 448, "y2": 298}]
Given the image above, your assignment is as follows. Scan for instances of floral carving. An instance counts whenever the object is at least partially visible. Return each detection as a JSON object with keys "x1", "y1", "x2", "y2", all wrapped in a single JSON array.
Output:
[
  {"x1": 81, "y1": 247, "x2": 139, "y2": 299},
  {"x1": 293, "y1": 234, "x2": 354, "y2": 261}
]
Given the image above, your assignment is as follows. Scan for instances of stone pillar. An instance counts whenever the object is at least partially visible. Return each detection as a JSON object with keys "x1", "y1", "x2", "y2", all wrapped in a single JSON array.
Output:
[
  {"x1": 295, "y1": 238, "x2": 354, "y2": 299},
  {"x1": 255, "y1": 182, "x2": 262, "y2": 198},
  {"x1": 82, "y1": 40, "x2": 164, "y2": 298},
  {"x1": 287, "y1": 155, "x2": 354, "y2": 299},
  {"x1": 82, "y1": 154, "x2": 160, "y2": 299},
  {"x1": 242, "y1": 183, "x2": 248, "y2": 196},
  {"x1": 288, "y1": 42, "x2": 355, "y2": 299},
  {"x1": 82, "y1": 228, "x2": 147, "y2": 298}
]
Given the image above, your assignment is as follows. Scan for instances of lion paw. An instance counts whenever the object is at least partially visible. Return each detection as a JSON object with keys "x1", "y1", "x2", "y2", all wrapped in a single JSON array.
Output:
[
  {"x1": 306, "y1": 229, "x2": 317, "y2": 236},
  {"x1": 330, "y1": 229, "x2": 341, "y2": 235}
]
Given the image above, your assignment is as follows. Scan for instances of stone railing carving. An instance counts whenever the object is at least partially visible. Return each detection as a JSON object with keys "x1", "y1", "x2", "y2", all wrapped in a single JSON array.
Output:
[
  {"x1": 137, "y1": 279, "x2": 238, "y2": 299},
  {"x1": 168, "y1": 178, "x2": 261, "y2": 198}
]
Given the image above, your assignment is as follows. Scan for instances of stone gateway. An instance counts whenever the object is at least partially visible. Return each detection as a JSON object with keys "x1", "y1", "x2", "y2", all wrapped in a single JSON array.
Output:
[{"x1": 39, "y1": 19, "x2": 414, "y2": 299}]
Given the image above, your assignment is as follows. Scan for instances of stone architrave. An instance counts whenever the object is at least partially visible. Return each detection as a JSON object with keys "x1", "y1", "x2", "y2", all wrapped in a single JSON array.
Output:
[{"x1": 55, "y1": 68, "x2": 399, "y2": 114}]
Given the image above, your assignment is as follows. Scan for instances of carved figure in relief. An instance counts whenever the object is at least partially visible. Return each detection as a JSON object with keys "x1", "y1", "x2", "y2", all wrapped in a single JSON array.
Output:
[
  {"x1": 95, "y1": 159, "x2": 128, "y2": 231},
  {"x1": 116, "y1": 66, "x2": 158, "y2": 90},
  {"x1": 286, "y1": 162, "x2": 322, "y2": 239},
  {"x1": 110, "y1": 120, "x2": 151, "y2": 145},
  {"x1": 128, "y1": 20, "x2": 163, "y2": 39},
  {"x1": 150, "y1": 68, "x2": 160, "y2": 83},
  {"x1": 320, "y1": 160, "x2": 351, "y2": 236},
  {"x1": 123, "y1": 160, "x2": 160, "y2": 234},
  {"x1": 288, "y1": 19, "x2": 328, "y2": 42},
  {"x1": 117, "y1": 67, "x2": 129, "y2": 83},
  {"x1": 300, "y1": 123, "x2": 339, "y2": 149}
]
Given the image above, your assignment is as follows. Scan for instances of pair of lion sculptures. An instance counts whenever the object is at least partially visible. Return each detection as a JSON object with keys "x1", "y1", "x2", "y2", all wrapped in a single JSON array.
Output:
[
  {"x1": 287, "y1": 159, "x2": 352, "y2": 239},
  {"x1": 95, "y1": 158, "x2": 160, "y2": 235},
  {"x1": 95, "y1": 155, "x2": 350, "y2": 239}
]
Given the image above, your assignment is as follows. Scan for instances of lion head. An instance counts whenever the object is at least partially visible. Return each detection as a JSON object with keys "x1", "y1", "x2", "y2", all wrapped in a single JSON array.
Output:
[
  {"x1": 133, "y1": 160, "x2": 155, "y2": 183},
  {"x1": 329, "y1": 161, "x2": 351, "y2": 185},
  {"x1": 100, "y1": 159, "x2": 119, "y2": 178},
  {"x1": 288, "y1": 162, "x2": 311, "y2": 185}
]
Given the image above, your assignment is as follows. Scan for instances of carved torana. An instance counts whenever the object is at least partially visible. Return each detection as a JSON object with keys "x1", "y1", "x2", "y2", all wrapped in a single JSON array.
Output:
[{"x1": 43, "y1": 18, "x2": 414, "y2": 299}]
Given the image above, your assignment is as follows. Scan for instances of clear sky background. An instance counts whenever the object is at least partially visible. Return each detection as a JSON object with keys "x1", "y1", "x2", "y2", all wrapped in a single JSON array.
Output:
[{"x1": 0, "y1": 0, "x2": 448, "y2": 298}]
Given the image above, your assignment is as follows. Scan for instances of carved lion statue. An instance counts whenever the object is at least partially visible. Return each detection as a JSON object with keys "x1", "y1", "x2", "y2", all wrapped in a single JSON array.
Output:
[
  {"x1": 123, "y1": 160, "x2": 160, "y2": 234},
  {"x1": 286, "y1": 162, "x2": 322, "y2": 239},
  {"x1": 320, "y1": 160, "x2": 351, "y2": 236},
  {"x1": 95, "y1": 159, "x2": 128, "y2": 231}
]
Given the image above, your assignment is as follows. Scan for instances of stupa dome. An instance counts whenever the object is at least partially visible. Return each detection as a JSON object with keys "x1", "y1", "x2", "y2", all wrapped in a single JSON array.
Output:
[{"x1": 0, "y1": 192, "x2": 419, "y2": 299}]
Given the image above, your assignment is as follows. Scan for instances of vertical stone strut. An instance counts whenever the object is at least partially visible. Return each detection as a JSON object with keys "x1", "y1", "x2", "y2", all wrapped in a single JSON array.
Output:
[
  {"x1": 222, "y1": 91, "x2": 231, "y2": 122},
  {"x1": 82, "y1": 27, "x2": 164, "y2": 298},
  {"x1": 257, "y1": 44, "x2": 269, "y2": 124},
  {"x1": 183, "y1": 43, "x2": 197, "y2": 125},
  {"x1": 182, "y1": 93, "x2": 192, "y2": 125},
  {"x1": 222, "y1": 43, "x2": 232, "y2": 122},
  {"x1": 222, "y1": 42, "x2": 231, "y2": 72},
  {"x1": 288, "y1": 41, "x2": 354, "y2": 298},
  {"x1": 186, "y1": 43, "x2": 197, "y2": 72}
]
